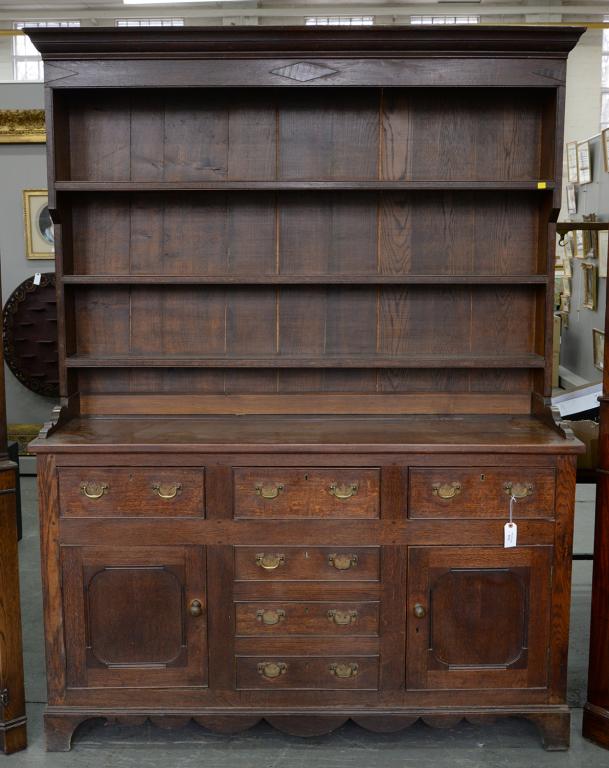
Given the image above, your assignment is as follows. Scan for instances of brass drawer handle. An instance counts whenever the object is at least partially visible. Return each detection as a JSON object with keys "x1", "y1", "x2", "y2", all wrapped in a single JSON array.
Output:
[
  {"x1": 189, "y1": 599, "x2": 203, "y2": 617},
  {"x1": 432, "y1": 482, "x2": 462, "y2": 500},
  {"x1": 151, "y1": 482, "x2": 182, "y2": 500},
  {"x1": 255, "y1": 483, "x2": 284, "y2": 500},
  {"x1": 503, "y1": 482, "x2": 534, "y2": 499},
  {"x1": 329, "y1": 662, "x2": 359, "y2": 679},
  {"x1": 255, "y1": 553, "x2": 285, "y2": 571},
  {"x1": 328, "y1": 553, "x2": 358, "y2": 571},
  {"x1": 329, "y1": 483, "x2": 358, "y2": 500},
  {"x1": 258, "y1": 661, "x2": 287, "y2": 679},
  {"x1": 256, "y1": 608, "x2": 286, "y2": 626},
  {"x1": 413, "y1": 603, "x2": 427, "y2": 619},
  {"x1": 80, "y1": 481, "x2": 109, "y2": 500},
  {"x1": 328, "y1": 609, "x2": 358, "y2": 626}
]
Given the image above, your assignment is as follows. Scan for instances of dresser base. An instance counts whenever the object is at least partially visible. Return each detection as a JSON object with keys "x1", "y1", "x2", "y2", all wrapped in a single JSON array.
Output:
[{"x1": 44, "y1": 706, "x2": 570, "y2": 752}]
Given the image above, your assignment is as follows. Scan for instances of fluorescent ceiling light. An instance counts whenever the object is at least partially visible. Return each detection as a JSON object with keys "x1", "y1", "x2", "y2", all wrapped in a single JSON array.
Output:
[{"x1": 123, "y1": 1, "x2": 246, "y2": 5}]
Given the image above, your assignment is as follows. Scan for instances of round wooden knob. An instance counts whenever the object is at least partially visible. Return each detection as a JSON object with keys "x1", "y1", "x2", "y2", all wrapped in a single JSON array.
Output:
[
  {"x1": 413, "y1": 603, "x2": 426, "y2": 619},
  {"x1": 189, "y1": 599, "x2": 203, "y2": 617}
]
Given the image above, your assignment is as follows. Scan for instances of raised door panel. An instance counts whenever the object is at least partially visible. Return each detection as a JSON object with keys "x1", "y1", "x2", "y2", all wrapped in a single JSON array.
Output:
[
  {"x1": 61, "y1": 546, "x2": 207, "y2": 689},
  {"x1": 406, "y1": 546, "x2": 551, "y2": 691}
]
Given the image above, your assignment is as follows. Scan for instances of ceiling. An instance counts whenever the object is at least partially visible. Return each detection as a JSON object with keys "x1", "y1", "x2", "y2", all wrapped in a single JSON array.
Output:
[{"x1": 0, "y1": 0, "x2": 607, "y2": 23}]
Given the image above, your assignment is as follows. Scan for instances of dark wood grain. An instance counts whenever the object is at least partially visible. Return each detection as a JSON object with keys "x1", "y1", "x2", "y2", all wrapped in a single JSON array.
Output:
[
  {"x1": 29, "y1": 25, "x2": 583, "y2": 753},
  {"x1": 0, "y1": 463, "x2": 26, "y2": 754},
  {"x1": 233, "y1": 467, "x2": 379, "y2": 519},
  {"x1": 408, "y1": 466, "x2": 555, "y2": 519}
]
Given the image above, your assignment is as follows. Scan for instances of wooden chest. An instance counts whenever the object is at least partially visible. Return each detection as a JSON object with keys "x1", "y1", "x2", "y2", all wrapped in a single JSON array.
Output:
[
  {"x1": 34, "y1": 416, "x2": 580, "y2": 750},
  {"x1": 27, "y1": 25, "x2": 584, "y2": 750}
]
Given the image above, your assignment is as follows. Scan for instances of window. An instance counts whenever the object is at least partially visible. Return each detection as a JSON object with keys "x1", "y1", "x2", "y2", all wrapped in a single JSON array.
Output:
[
  {"x1": 410, "y1": 16, "x2": 480, "y2": 25},
  {"x1": 602, "y1": 18, "x2": 609, "y2": 130},
  {"x1": 305, "y1": 17, "x2": 374, "y2": 27},
  {"x1": 13, "y1": 20, "x2": 80, "y2": 81},
  {"x1": 116, "y1": 18, "x2": 184, "y2": 27}
]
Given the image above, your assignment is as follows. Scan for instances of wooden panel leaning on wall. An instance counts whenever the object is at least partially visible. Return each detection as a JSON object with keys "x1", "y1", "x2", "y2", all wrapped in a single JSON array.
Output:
[
  {"x1": 0, "y1": 274, "x2": 27, "y2": 753},
  {"x1": 27, "y1": 25, "x2": 584, "y2": 751}
]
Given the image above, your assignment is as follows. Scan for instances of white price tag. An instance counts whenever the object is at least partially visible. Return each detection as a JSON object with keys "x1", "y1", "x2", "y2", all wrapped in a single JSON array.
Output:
[
  {"x1": 33, "y1": 272, "x2": 41, "y2": 286},
  {"x1": 504, "y1": 522, "x2": 517, "y2": 548},
  {"x1": 504, "y1": 494, "x2": 518, "y2": 548}
]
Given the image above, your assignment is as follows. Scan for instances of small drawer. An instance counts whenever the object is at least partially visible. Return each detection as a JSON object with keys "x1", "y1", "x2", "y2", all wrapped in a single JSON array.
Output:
[
  {"x1": 408, "y1": 467, "x2": 555, "y2": 519},
  {"x1": 235, "y1": 601, "x2": 380, "y2": 636},
  {"x1": 58, "y1": 467, "x2": 205, "y2": 517},
  {"x1": 234, "y1": 547, "x2": 380, "y2": 581},
  {"x1": 236, "y1": 656, "x2": 379, "y2": 690},
  {"x1": 233, "y1": 468, "x2": 379, "y2": 519}
]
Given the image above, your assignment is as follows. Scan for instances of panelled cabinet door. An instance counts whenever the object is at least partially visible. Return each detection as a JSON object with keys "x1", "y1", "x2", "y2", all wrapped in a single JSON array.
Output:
[
  {"x1": 61, "y1": 546, "x2": 208, "y2": 688},
  {"x1": 406, "y1": 546, "x2": 552, "y2": 691}
]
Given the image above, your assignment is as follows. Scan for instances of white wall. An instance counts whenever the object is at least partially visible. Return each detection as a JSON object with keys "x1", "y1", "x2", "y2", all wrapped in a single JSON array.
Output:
[
  {"x1": 562, "y1": 27, "x2": 603, "y2": 218},
  {"x1": 0, "y1": 82, "x2": 56, "y2": 429},
  {"x1": 559, "y1": 29, "x2": 606, "y2": 386}
]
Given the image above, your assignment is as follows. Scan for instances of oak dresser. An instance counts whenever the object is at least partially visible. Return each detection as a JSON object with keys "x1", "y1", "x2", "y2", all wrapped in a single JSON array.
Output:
[{"x1": 28, "y1": 25, "x2": 584, "y2": 751}]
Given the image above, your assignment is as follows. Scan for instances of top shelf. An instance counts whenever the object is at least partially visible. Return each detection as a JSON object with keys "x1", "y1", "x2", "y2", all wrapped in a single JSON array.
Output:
[{"x1": 54, "y1": 181, "x2": 555, "y2": 193}]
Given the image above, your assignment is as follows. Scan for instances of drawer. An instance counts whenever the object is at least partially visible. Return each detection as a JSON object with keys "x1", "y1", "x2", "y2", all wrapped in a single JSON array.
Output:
[
  {"x1": 235, "y1": 601, "x2": 380, "y2": 636},
  {"x1": 236, "y1": 656, "x2": 379, "y2": 690},
  {"x1": 408, "y1": 467, "x2": 555, "y2": 519},
  {"x1": 58, "y1": 467, "x2": 205, "y2": 517},
  {"x1": 234, "y1": 468, "x2": 379, "y2": 519},
  {"x1": 234, "y1": 547, "x2": 380, "y2": 581}
]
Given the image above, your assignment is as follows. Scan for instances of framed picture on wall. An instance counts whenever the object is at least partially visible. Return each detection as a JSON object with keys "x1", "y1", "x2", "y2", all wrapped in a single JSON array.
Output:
[
  {"x1": 603, "y1": 128, "x2": 609, "y2": 173},
  {"x1": 23, "y1": 190, "x2": 54, "y2": 260},
  {"x1": 593, "y1": 328, "x2": 605, "y2": 371},
  {"x1": 567, "y1": 141, "x2": 579, "y2": 183},
  {"x1": 563, "y1": 256, "x2": 572, "y2": 278},
  {"x1": 600, "y1": 230, "x2": 608, "y2": 278},
  {"x1": 577, "y1": 141, "x2": 592, "y2": 184},
  {"x1": 575, "y1": 229, "x2": 586, "y2": 258},
  {"x1": 566, "y1": 184, "x2": 577, "y2": 215},
  {"x1": 583, "y1": 214, "x2": 599, "y2": 258},
  {"x1": 0, "y1": 109, "x2": 46, "y2": 144},
  {"x1": 581, "y1": 262, "x2": 598, "y2": 310}
]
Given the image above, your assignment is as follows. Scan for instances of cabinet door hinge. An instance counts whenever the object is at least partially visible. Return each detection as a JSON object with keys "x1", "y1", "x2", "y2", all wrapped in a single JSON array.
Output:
[{"x1": 0, "y1": 688, "x2": 9, "y2": 707}]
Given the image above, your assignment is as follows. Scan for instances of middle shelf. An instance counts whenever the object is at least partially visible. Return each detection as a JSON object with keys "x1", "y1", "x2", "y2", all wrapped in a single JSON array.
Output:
[{"x1": 63, "y1": 275, "x2": 549, "y2": 286}]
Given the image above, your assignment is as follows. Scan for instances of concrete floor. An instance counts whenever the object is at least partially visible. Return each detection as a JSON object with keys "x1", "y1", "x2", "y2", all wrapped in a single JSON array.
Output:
[{"x1": 10, "y1": 478, "x2": 609, "y2": 766}]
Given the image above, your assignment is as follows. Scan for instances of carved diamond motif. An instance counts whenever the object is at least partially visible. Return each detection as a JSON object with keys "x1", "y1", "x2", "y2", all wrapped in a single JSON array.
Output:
[{"x1": 270, "y1": 62, "x2": 338, "y2": 82}]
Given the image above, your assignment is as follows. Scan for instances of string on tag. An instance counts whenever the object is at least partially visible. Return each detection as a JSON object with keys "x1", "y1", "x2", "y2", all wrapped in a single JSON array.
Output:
[{"x1": 509, "y1": 494, "x2": 516, "y2": 525}]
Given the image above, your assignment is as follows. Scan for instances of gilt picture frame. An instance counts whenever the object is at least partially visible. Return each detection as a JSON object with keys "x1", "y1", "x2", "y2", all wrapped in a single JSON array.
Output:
[
  {"x1": 566, "y1": 183, "x2": 577, "y2": 215},
  {"x1": 593, "y1": 328, "x2": 605, "y2": 371},
  {"x1": 0, "y1": 109, "x2": 45, "y2": 144},
  {"x1": 567, "y1": 141, "x2": 579, "y2": 183},
  {"x1": 23, "y1": 190, "x2": 54, "y2": 260},
  {"x1": 575, "y1": 229, "x2": 585, "y2": 258},
  {"x1": 577, "y1": 141, "x2": 592, "y2": 184},
  {"x1": 581, "y1": 263, "x2": 598, "y2": 310},
  {"x1": 600, "y1": 230, "x2": 608, "y2": 279}
]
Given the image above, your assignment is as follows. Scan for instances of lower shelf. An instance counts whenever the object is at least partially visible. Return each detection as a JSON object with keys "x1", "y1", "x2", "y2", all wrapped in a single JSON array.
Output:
[{"x1": 65, "y1": 353, "x2": 546, "y2": 369}]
